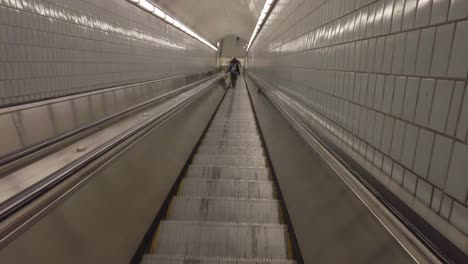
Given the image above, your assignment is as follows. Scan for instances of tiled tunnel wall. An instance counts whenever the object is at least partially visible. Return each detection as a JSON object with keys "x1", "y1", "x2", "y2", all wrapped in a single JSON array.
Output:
[
  {"x1": 0, "y1": 0, "x2": 216, "y2": 106},
  {"x1": 248, "y1": 0, "x2": 468, "y2": 253}
]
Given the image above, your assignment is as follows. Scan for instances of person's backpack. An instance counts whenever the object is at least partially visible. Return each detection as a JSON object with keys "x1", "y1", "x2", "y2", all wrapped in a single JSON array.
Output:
[{"x1": 230, "y1": 64, "x2": 238, "y2": 76}]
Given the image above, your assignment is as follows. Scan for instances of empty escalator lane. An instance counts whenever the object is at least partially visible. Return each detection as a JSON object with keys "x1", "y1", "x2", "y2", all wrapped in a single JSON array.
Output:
[{"x1": 141, "y1": 77, "x2": 296, "y2": 264}]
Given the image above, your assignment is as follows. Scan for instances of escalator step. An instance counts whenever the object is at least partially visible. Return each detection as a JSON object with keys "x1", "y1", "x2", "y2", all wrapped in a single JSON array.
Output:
[
  {"x1": 210, "y1": 120, "x2": 257, "y2": 127},
  {"x1": 179, "y1": 178, "x2": 275, "y2": 199},
  {"x1": 204, "y1": 133, "x2": 260, "y2": 141},
  {"x1": 186, "y1": 166, "x2": 269, "y2": 181},
  {"x1": 207, "y1": 128, "x2": 258, "y2": 135},
  {"x1": 141, "y1": 255, "x2": 296, "y2": 264},
  {"x1": 201, "y1": 139, "x2": 262, "y2": 148},
  {"x1": 168, "y1": 196, "x2": 281, "y2": 223},
  {"x1": 196, "y1": 146, "x2": 264, "y2": 157},
  {"x1": 152, "y1": 221, "x2": 291, "y2": 259},
  {"x1": 192, "y1": 155, "x2": 267, "y2": 167}
]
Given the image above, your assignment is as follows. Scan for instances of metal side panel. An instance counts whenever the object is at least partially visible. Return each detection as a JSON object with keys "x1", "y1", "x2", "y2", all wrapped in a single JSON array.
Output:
[
  {"x1": 186, "y1": 166, "x2": 270, "y2": 181},
  {"x1": 179, "y1": 179, "x2": 275, "y2": 199},
  {"x1": 0, "y1": 84, "x2": 225, "y2": 264},
  {"x1": 168, "y1": 196, "x2": 281, "y2": 223},
  {"x1": 153, "y1": 221, "x2": 290, "y2": 259},
  {"x1": 141, "y1": 254, "x2": 297, "y2": 263},
  {"x1": 245, "y1": 77, "x2": 416, "y2": 263}
]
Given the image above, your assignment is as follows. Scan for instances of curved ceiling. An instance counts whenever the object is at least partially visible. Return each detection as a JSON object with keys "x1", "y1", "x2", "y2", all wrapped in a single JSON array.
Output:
[{"x1": 154, "y1": 0, "x2": 266, "y2": 44}]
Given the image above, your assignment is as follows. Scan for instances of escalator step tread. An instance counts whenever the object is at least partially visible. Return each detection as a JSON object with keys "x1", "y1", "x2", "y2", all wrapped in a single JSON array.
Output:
[
  {"x1": 186, "y1": 166, "x2": 269, "y2": 180},
  {"x1": 141, "y1": 255, "x2": 296, "y2": 264},
  {"x1": 203, "y1": 133, "x2": 260, "y2": 141},
  {"x1": 201, "y1": 139, "x2": 262, "y2": 148},
  {"x1": 192, "y1": 155, "x2": 266, "y2": 167},
  {"x1": 152, "y1": 221, "x2": 291, "y2": 259},
  {"x1": 196, "y1": 146, "x2": 264, "y2": 157},
  {"x1": 207, "y1": 128, "x2": 258, "y2": 134},
  {"x1": 168, "y1": 196, "x2": 281, "y2": 223},
  {"x1": 179, "y1": 178, "x2": 275, "y2": 199}
]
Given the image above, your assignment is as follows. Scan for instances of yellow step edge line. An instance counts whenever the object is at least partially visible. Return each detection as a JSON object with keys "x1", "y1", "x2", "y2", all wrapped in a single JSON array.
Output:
[{"x1": 149, "y1": 225, "x2": 161, "y2": 254}]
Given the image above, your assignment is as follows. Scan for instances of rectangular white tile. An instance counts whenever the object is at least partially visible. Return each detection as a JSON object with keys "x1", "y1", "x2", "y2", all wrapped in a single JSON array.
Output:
[
  {"x1": 402, "y1": 0, "x2": 418, "y2": 30},
  {"x1": 445, "y1": 142, "x2": 468, "y2": 202},
  {"x1": 403, "y1": 170, "x2": 418, "y2": 194},
  {"x1": 428, "y1": 135, "x2": 453, "y2": 188},
  {"x1": 415, "y1": 79, "x2": 435, "y2": 126},
  {"x1": 402, "y1": 30, "x2": 419, "y2": 75},
  {"x1": 413, "y1": 128, "x2": 435, "y2": 178},
  {"x1": 391, "y1": 0, "x2": 405, "y2": 32},
  {"x1": 450, "y1": 202, "x2": 468, "y2": 235},
  {"x1": 382, "y1": 76, "x2": 395, "y2": 114},
  {"x1": 456, "y1": 85, "x2": 468, "y2": 141},
  {"x1": 391, "y1": 77, "x2": 406, "y2": 117},
  {"x1": 391, "y1": 33, "x2": 407, "y2": 74},
  {"x1": 416, "y1": 179, "x2": 434, "y2": 206},
  {"x1": 402, "y1": 78, "x2": 420, "y2": 121},
  {"x1": 431, "y1": 188, "x2": 443, "y2": 212},
  {"x1": 401, "y1": 124, "x2": 419, "y2": 168},
  {"x1": 390, "y1": 119, "x2": 406, "y2": 160},
  {"x1": 447, "y1": 21, "x2": 468, "y2": 78},
  {"x1": 381, "y1": 115, "x2": 395, "y2": 154},
  {"x1": 415, "y1": 0, "x2": 433, "y2": 27},
  {"x1": 430, "y1": 23, "x2": 455, "y2": 77},
  {"x1": 446, "y1": 82, "x2": 465, "y2": 136},
  {"x1": 429, "y1": 80, "x2": 453, "y2": 132},
  {"x1": 448, "y1": 0, "x2": 468, "y2": 20},
  {"x1": 415, "y1": 27, "x2": 436, "y2": 76},
  {"x1": 431, "y1": 0, "x2": 450, "y2": 24}
]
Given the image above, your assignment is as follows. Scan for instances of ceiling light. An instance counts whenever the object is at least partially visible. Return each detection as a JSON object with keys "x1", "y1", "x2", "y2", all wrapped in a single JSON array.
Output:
[
  {"x1": 126, "y1": 0, "x2": 217, "y2": 51},
  {"x1": 153, "y1": 7, "x2": 165, "y2": 18},
  {"x1": 138, "y1": 0, "x2": 154, "y2": 12},
  {"x1": 246, "y1": 0, "x2": 277, "y2": 51}
]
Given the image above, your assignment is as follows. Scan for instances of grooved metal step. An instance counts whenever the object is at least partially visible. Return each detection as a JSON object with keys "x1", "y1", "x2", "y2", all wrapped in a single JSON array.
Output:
[
  {"x1": 168, "y1": 196, "x2": 281, "y2": 223},
  {"x1": 152, "y1": 221, "x2": 291, "y2": 259},
  {"x1": 211, "y1": 120, "x2": 257, "y2": 126},
  {"x1": 203, "y1": 133, "x2": 260, "y2": 141},
  {"x1": 186, "y1": 166, "x2": 270, "y2": 181},
  {"x1": 192, "y1": 155, "x2": 267, "y2": 167},
  {"x1": 201, "y1": 139, "x2": 262, "y2": 148},
  {"x1": 179, "y1": 178, "x2": 275, "y2": 199},
  {"x1": 141, "y1": 255, "x2": 297, "y2": 264},
  {"x1": 196, "y1": 146, "x2": 264, "y2": 157},
  {"x1": 207, "y1": 128, "x2": 258, "y2": 135}
]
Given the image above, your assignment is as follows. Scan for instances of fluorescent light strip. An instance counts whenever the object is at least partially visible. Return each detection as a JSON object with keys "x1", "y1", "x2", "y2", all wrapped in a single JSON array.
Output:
[
  {"x1": 246, "y1": 0, "x2": 275, "y2": 51},
  {"x1": 128, "y1": 0, "x2": 217, "y2": 51}
]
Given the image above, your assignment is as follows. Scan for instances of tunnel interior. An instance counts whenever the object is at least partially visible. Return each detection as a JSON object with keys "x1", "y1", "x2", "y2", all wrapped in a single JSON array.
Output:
[{"x1": 0, "y1": 0, "x2": 467, "y2": 263}]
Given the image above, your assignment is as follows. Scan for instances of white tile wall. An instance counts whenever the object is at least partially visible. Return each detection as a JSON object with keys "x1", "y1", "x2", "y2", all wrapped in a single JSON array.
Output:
[
  {"x1": 248, "y1": 0, "x2": 468, "y2": 252},
  {"x1": 0, "y1": 0, "x2": 215, "y2": 106}
]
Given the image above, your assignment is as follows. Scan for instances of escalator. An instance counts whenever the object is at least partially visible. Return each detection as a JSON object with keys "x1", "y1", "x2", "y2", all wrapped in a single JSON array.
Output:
[
  {"x1": 140, "y1": 77, "x2": 297, "y2": 263},
  {"x1": 0, "y1": 74, "x2": 445, "y2": 263}
]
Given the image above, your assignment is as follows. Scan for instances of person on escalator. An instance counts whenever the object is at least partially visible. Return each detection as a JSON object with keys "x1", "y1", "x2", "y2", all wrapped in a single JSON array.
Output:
[{"x1": 226, "y1": 58, "x2": 240, "y2": 88}]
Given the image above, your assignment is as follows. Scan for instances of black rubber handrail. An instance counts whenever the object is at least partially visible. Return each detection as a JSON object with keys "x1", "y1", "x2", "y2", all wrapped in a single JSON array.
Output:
[
  {"x1": 0, "y1": 75, "x2": 222, "y2": 223},
  {"x1": 0, "y1": 75, "x2": 217, "y2": 170}
]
